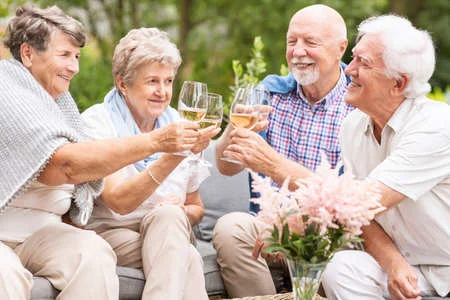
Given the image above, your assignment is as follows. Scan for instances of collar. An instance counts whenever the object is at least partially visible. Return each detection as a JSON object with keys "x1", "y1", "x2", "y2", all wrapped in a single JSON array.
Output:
[
  {"x1": 363, "y1": 98, "x2": 416, "y2": 135},
  {"x1": 295, "y1": 67, "x2": 347, "y2": 111}
]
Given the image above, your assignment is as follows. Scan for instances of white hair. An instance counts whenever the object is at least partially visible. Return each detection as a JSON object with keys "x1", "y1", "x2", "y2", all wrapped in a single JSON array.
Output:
[
  {"x1": 356, "y1": 15, "x2": 435, "y2": 98},
  {"x1": 112, "y1": 27, "x2": 182, "y2": 87}
]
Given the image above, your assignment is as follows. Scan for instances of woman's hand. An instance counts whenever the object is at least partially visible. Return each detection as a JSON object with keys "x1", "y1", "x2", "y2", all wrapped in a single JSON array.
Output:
[
  {"x1": 182, "y1": 190, "x2": 205, "y2": 226},
  {"x1": 191, "y1": 126, "x2": 221, "y2": 154},
  {"x1": 151, "y1": 121, "x2": 200, "y2": 153}
]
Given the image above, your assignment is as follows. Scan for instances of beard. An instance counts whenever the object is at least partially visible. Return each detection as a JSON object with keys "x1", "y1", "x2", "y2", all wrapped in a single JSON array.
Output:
[
  {"x1": 290, "y1": 59, "x2": 320, "y2": 86},
  {"x1": 292, "y1": 66, "x2": 320, "y2": 86}
]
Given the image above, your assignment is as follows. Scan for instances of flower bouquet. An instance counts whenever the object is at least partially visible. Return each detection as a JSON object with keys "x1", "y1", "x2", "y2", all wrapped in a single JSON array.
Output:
[{"x1": 250, "y1": 154, "x2": 384, "y2": 300}]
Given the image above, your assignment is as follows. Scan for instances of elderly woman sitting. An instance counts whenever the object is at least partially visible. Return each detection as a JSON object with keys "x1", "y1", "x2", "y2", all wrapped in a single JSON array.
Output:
[
  {"x1": 0, "y1": 5, "x2": 206, "y2": 300},
  {"x1": 81, "y1": 28, "x2": 219, "y2": 300}
]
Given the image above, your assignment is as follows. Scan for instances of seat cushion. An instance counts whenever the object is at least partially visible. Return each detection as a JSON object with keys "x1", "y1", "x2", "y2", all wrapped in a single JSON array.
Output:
[
  {"x1": 196, "y1": 141, "x2": 250, "y2": 242},
  {"x1": 116, "y1": 266, "x2": 144, "y2": 300},
  {"x1": 31, "y1": 243, "x2": 224, "y2": 299},
  {"x1": 30, "y1": 276, "x2": 59, "y2": 300},
  {"x1": 197, "y1": 239, "x2": 224, "y2": 295}
]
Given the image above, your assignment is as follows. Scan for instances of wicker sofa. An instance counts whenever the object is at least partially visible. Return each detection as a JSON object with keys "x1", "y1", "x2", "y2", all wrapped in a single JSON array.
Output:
[{"x1": 30, "y1": 142, "x2": 449, "y2": 299}]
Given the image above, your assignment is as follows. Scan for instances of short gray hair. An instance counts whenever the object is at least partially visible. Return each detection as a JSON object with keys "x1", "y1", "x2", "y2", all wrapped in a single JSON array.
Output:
[
  {"x1": 3, "y1": 3, "x2": 86, "y2": 62},
  {"x1": 356, "y1": 14, "x2": 435, "y2": 98},
  {"x1": 112, "y1": 27, "x2": 182, "y2": 87}
]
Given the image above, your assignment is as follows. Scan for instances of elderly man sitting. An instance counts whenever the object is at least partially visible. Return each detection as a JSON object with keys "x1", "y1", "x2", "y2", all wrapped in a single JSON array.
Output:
[{"x1": 321, "y1": 15, "x2": 450, "y2": 299}]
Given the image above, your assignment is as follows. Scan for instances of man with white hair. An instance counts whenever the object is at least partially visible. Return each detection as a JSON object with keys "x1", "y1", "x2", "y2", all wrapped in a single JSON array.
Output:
[
  {"x1": 321, "y1": 15, "x2": 450, "y2": 299},
  {"x1": 213, "y1": 4, "x2": 352, "y2": 297}
]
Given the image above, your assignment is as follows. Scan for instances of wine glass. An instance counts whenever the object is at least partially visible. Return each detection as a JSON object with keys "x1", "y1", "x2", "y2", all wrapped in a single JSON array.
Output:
[
  {"x1": 200, "y1": 93, "x2": 223, "y2": 129},
  {"x1": 221, "y1": 85, "x2": 261, "y2": 164},
  {"x1": 176, "y1": 81, "x2": 208, "y2": 156},
  {"x1": 197, "y1": 92, "x2": 223, "y2": 166}
]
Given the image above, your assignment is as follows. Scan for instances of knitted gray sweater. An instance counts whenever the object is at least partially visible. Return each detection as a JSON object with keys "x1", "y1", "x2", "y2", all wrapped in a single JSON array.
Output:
[{"x1": 0, "y1": 58, "x2": 103, "y2": 226}]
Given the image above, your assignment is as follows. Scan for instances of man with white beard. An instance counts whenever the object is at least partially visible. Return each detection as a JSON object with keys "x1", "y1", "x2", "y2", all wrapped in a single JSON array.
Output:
[{"x1": 212, "y1": 4, "x2": 353, "y2": 297}]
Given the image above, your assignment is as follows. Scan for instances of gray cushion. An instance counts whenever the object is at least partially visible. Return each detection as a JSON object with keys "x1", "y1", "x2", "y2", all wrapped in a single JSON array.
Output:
[
  {"x1": 30, "y1": 276, "x2": 59, "y2": 300},
  {"x1": 197, "y1": 239, "x2": 224, "y2": 295},
  {"x1": 196, "y1": 141, "x2": 250, "y2": 241},
  {"x1": 116, "y1": 267, "x2": 144, "y2": 300}
]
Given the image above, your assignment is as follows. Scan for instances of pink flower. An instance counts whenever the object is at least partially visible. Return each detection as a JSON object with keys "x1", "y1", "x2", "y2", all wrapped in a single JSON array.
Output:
[{"x1": 250, "y1": 152, "x2": 384, "y2": 261}]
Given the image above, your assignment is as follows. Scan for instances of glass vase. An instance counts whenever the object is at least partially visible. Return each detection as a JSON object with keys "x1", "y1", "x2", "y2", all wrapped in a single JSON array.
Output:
[{"x1": 286, "y1": 258, "x2": 327, "y2": 300}]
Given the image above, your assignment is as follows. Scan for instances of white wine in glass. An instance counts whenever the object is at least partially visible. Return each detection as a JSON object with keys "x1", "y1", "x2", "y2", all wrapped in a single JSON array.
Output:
[
  {"x1": 176, "y1": 81, "x2": 208, "y2": 156},
  {"x1": 199, "y1": 93, "x2": 223, "y2": 129},
  {"x1": 221, "y1": 85, "x2": 261, "y2": 164},
  {"x1": 179, "y1": 107, "x2": 207, "y2": 122},
  {"x1": 229, "y1": 113, "x2": 258, "y2": 129}
]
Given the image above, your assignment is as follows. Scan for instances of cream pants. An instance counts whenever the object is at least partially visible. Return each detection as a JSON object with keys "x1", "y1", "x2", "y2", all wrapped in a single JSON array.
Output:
[
  {"x1": 322, "y1": 250, "x2": 438, "y2": 299},
  {"x1": 0, "y1": 223, "x2": 119, "y2": 300},
  {"x1": 213, "y1": 212, "x2": 277, "y2": 297},
  {"x1": 97, "y1": 205, "x2": 208, "y2": 300}
]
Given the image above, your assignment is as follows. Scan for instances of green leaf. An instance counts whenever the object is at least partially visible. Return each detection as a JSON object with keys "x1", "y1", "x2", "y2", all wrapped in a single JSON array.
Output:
[{"x1": 281, "y1": 223, "x2": 290, "y2": 245}]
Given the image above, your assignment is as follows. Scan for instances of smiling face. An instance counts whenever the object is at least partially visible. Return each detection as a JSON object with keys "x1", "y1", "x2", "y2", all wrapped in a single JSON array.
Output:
[
  {"x1": 117, "y1": 62, "x2": 175, "y2": 131},
  {"x1": 344, "y1": 34, "x2": 397, "y2": 112},
  {"x1": 286, "y1": 8, "x2": 346, "y2": 87},
  {"x1": 23, "y1": 29, "x2": 80, "y2": 99}
]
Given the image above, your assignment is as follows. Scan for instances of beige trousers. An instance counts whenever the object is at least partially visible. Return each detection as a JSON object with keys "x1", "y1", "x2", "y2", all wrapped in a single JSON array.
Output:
[
  {"x1": 213, "y1": 212, "x2": 277, "y2": 297},
  {"x1": 0, "y1": 223, "x2": 119, "y2": 300},
  {"x1": 97, "y1": 205, "x2": 208, "y2": 300}
]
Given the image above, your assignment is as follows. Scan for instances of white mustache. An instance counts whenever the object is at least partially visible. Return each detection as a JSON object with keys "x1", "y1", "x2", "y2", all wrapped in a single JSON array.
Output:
[{"x1": 291, "y1": 58, "x2": 315, "y2": 65}]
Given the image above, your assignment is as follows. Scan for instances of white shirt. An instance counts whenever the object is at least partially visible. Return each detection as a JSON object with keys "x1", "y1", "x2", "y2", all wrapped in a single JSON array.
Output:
[
  {"x1": 0, "y1": 181, "x2": 73, "y2": 243},
  {"x1": 81, "y1": 103, "x2": 210, "y2": 230},
  {"x1": 339, "y1": 97, "x2": 450, "y2": 296}
]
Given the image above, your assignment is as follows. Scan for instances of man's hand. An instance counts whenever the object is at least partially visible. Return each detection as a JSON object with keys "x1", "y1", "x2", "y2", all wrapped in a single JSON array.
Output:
[
  {"x1": 252, "y1": 104, "x2": 272, "y2": 133},
  {"x1": 223, "y1": 128, "x2": 280, "y2": 174},
  {"x1": 387, "y1": 259, "x2": 422, "y2": 300},
  {"x1": 252, "y1": 235, "x2": 284, "y2": 267},
  {"x1": 191, "y1": 126, "x2": 221, "y2": 154}
]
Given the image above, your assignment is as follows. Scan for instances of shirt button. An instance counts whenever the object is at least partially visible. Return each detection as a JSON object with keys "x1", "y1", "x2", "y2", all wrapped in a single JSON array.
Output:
[{"x1": 404, "y1": 252, "x2": 411, "y2": 258}]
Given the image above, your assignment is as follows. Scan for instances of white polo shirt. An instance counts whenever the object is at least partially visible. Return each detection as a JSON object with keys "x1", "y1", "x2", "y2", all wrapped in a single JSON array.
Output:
[{"x1": 339, "y1": 96, "x2": 450, "y2": 297}]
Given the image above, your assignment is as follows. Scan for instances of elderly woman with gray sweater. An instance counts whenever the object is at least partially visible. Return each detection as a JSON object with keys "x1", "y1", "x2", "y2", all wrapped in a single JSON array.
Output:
[
  {"x1": 0, "y1": 4, "x2": 213, "y2": 300},
  {"x1": 81, "y1": 27, "x2": 218, "y2": 300}
]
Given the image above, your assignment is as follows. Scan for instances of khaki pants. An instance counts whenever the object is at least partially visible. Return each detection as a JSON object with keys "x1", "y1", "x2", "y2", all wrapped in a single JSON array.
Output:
[
  {"x1": 213, "y1": 212, "x2": 277, "y2": 297},
  {"x1": 0, "y1": 223, "x2": 119, "y2": 300},
  {"x1": 97, "y1": 205, "x2": 208, "y2": 300}
]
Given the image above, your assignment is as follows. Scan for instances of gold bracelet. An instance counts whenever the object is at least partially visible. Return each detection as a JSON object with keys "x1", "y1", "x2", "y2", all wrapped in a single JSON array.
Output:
[{"x1": 147, "y1": 167, "x2": 162, "y2": 185}]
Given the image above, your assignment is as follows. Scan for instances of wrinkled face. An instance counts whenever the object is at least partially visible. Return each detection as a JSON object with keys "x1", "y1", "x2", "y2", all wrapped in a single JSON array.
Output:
[
  {"x1": 26, "y1": 30, "x2": 80, "y2": 99},
  {"x1": 286, "y1": 14, "x2": 343, "y2": 86},
  {"x1": 345, "y1": 34, "x2": 395, "y2": 110},
  {"x1": 120, "y1": 62, "x2": 175, "y2": 123}
]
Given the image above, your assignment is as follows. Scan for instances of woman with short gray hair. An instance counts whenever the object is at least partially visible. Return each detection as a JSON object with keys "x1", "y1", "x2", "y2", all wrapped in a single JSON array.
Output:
[
  {"x1": 0, "y1": 4, "x2": 204, "y2": 299},
  {"x1": 81, "y1": 27, "x2": 218, "y2": 300}
]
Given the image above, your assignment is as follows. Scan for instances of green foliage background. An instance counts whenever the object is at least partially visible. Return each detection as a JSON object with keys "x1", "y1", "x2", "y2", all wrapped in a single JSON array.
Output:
[{"x1": 1, "y1": 0, "x2": 449, "y2": 114}]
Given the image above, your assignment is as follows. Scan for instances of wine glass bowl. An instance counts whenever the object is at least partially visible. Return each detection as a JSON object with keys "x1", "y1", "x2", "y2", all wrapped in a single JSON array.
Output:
[
  {"x1": 221, "y1": 85, "x2": 264, "y2": 164},
  {"x1": 229, "y1": 86, "x2": 260, "y2": 130},
  {"x1": 199, "y1": 93, "x2": 223, "y2": 129},
  {"x1": 178, "y1": 81, "x2": 208, "y2": 122},
  {"x1": 176, "y1": 81, "x2": 208, "y2": 156}
]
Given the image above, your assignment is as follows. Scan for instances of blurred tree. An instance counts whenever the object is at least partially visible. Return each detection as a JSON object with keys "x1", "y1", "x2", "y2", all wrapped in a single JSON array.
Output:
[{"x1": 1, "y1": 0, "x2": 449, "y2": 113}]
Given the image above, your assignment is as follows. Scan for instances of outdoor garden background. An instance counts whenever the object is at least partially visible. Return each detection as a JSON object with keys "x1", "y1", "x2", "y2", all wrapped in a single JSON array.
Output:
[{"x1": 1, "y1": 0, "x2": 449, "y2": 121}]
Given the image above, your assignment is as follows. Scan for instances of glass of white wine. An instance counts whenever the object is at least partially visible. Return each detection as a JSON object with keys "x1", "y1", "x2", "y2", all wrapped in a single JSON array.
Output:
[
  {"x1": 178, "y1": 81, "x2": 208, "y2": 122},
  {"x1": 200, "y1": 93, "x2": 223, "y2": 129},
  {"x1": 197, "y1": 92, "x2": 223, "y2": 167},
  {"x1": 221, "y1": 85, "x2": 261, "y2": 164},
  {"x1": 176, "y1": 81, "x2": 208, "y2": 156}
]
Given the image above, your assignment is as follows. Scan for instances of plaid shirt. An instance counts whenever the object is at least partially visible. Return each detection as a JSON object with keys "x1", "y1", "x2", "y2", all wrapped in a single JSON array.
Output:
[{"x1": 266, "y1": 69, "x2": 353, "y2": 171}]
